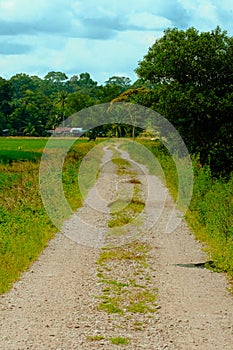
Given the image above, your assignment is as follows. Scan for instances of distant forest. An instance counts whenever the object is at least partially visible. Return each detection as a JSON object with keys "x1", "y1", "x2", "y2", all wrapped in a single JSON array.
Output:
[
  {"x1": 0, "y1": 71, "x2": 134, "y2": 136},
  {"x1": 0, "y1": 26, "x2": 232, "y2": 176}
]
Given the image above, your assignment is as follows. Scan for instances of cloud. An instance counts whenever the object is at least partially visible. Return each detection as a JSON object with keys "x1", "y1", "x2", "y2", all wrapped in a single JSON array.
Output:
[
  {"x1": 0, "y1": 0, "x2": 220, "y2": 41},
  {"x1": 128, "y1": 13, "x2": 172, "y2": 30},
  {"x1": 142, "y1": 0, "x2": 190, "y2": 28},
  {"x1": 0, "y1": 0, "x2": 72, "y2": 36},
  {"x1": 0, "y1": 41, "x2": 31, "y2": 55},
  {"x1": 178, "y1": 0, "x2": 233, "y2": 34},
  {"x1": 68, "y1": 0, "x2": 192, "y2": 40},
  {"x1": 0, "y1": 20, "x2": 70, "y2": 36},
  {"x1": 47, "y1": 28, "x2": 163, "y2": 83},
  {"x1": 70, "y1": 17, "x2": 125, "y2": 40},
  {"x1": 0, "y1": 0, "x2": 232, "y2": 83}
]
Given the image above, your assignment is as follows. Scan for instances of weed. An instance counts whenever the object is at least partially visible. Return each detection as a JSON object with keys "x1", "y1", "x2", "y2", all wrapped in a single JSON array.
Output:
[
  {"x1": 108, "y1": 189, "x2": 145, "y2": 228},
  {"x1": 132, "y1": 325, "x2": 144, "y2": 331},
  {"x1": 112, "y1": 157, "x2": 133, "y2": 176},
  {"x1": 98, "y1": 296, "x2": 124, "y2": 315},
  {"x1": 109, "y1": 337, "x2": 130, "y2": 345},
  {"x1": 97, "y1": 241, "x2": 150, "y2": 266},
  {"x1": 125, "y1": 289, "x2": 157, "y2": 313},
  {"x1": 87, "y1": 335, "x2": 105, "y2": 341}
]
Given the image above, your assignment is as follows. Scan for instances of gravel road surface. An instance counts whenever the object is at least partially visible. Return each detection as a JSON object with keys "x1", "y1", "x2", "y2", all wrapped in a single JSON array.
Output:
[{"x1": 0, "y1": 144, "x2": 232, "y2": 349}]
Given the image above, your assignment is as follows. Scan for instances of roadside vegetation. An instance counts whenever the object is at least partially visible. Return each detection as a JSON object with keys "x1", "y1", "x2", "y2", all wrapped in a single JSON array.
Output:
[
  {"x1": 125, "y1": 139, "x2": 233, "y2": 281},
  {"x1": 0, "y1": 138, "x2": 98, "y2": 293}
]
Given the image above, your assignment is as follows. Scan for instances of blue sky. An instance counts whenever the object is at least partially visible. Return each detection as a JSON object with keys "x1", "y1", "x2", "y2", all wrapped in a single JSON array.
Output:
[{"x1": 0, "y1": 0, "x2": 232, "y2": 84}]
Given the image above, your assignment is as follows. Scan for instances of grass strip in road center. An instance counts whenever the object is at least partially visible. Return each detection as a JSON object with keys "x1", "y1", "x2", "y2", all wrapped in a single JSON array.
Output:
[{"x1": 91, "y1": 149, "x2": 158, "y2": 345}]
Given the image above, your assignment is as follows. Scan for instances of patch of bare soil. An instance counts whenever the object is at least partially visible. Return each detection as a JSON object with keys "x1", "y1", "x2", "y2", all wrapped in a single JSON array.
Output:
[{"x1": 0, "y1": 145, "x2": 232, "y2": 349}]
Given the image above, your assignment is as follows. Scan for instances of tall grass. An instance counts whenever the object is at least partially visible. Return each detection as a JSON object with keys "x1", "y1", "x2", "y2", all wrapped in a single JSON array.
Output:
[
  {"x1": 187, "y1": 170, "x2": 233, "y2": 275},
  {"x1": 138, "y1": 139, "x2": 233, "y2": 279},
  {"x1": 0, "y1": 139, "x2": 99, "y2": 293}
]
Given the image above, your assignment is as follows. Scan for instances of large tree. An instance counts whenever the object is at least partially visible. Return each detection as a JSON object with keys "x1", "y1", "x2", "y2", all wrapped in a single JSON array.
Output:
[
  {"x1": 64, "y1": 91, "x2": 98, "y2": 116},
  {"x1": 66, "y1": 73, "x2": 98, "y2": 94},
  {"x1": 105, "y1": 76, "x2": 131, "y2": 89},
  {"x1": 10, "y1": 90, "x2": 54, "y2": 136},
  {"x1": 10, "y1": 74, "x2": 43, "y2": 99},
  {"x1": 136, "y1": 26, "x2": 233, "y2": 175}
]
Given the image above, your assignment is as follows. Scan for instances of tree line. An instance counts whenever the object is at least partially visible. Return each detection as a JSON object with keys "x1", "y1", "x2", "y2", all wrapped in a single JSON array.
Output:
[
  {"x1": 0, "y1": 26, "x2": 232, "y2": 176},
  {"x1": 0, "y1": 72, "x2": 133, "y2": 137}
]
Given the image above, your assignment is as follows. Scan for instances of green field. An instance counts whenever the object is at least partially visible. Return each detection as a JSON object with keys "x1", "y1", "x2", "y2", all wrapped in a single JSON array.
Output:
[
  {"x1": 0, "y1": 137, "x2": 91, "y2": 163},
  {"x1": 0, "y1": 137, "x2": 48, "y2": 150},
  {"x1": 0, "y1": 137, "x2": 47, "y2": 163}
]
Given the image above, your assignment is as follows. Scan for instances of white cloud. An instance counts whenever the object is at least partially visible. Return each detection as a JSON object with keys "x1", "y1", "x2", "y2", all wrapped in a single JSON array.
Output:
[
  {"x1": 178, "y1": 0, "x2": 233, "y2": 34},
  {"x1": 128, "y1": 12, "x2": 172, "y2": 30},
  {"x1": 0, "y1": 0, "x2": 52, "y2": 21},
  {"x1": 0, "y1": 0, "x2": 232, "y2": 82}
]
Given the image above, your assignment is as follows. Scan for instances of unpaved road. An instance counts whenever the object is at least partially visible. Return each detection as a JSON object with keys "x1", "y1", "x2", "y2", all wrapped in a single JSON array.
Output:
[{"x1": 0, "y1": 145, "x2": 233, "y2": 349}]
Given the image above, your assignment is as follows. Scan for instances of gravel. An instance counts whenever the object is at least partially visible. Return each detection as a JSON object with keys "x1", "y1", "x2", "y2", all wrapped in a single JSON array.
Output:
[{"x1": 0, "y1": 144, "x2": 233, "y2": 349}]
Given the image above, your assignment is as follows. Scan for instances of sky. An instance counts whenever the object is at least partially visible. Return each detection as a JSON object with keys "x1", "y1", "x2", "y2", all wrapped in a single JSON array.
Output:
[{"x1": 0, "y1": 0, "x2": 232, "y2": 84}]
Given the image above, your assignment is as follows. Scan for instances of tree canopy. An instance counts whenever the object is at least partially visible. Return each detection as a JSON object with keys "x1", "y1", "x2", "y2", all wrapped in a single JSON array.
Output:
[{"x1": 136, "y1": 26, "x2": 233, "y2": 176}]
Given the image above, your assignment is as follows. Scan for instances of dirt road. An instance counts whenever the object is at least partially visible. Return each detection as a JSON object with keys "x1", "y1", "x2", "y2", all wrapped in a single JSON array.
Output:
[{"x1": 0, "y1": 144, "x2": 232, "y2": 349}]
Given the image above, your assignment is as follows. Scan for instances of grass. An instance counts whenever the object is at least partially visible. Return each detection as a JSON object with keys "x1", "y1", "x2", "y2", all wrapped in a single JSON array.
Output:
[
  {"x1": 0, "y1": 137, "x2": 47, "y2": 164},
  {"x1": 0, "y1": 138, "x2": 101, "y2": 293},
  {"x1": 120, "y1": 139, "x2": 165, "y2": 178},
  {"x1": 0, "y1": 137, "x2": 48, "y2": 152},
  {"x1": 87, "y1": 334, "x2": 130, "y2": 345},
  {"x1": 132, "y1": 321, "x2": 144, "y2": 330},
  {"x1": 87, "y1": 335, "x2": 105, "y2": 341},
  {"x1": 112, "y1": 157, "x2": 133, "y2": 176},
  {"x1": 99, "y1": 295, "x2": 124, "y2": 315},
  {"x1": 125, "y1": 289, "x2": 157, "y2": 313},
  {"x1": 0, "y1": 137, "x2": 92, "y2": 162},
  {"x1": 0, "y1": 150, "x2": 42, "y2": 163},
  {"x1": 95, "y1": 147, "x2": 158, "y2": 343},
  {"x1": 110, "y1": 337, "x2": 130, "y2": 345},
  {"x1": 108, "y1": 157, "x2": 145, "y2": 228},
  {"x1": 136, "y1": 139, "x2": 233, "y2": 281},
  {"x1": 121, "y1": 139, "x2": 194, "y2": 210},
  {"x1": 76, "y1": 142, "x2": 104, "y2": 198},
  {"x1": 185, "y1": 172, "x2": 233, "y2": 276},
  {"x1": 97, "y1": 242, "x2": 151, "y2": 266},
  {"x1": 0, "y1": 161, "x2": 56, "y2": 293}
]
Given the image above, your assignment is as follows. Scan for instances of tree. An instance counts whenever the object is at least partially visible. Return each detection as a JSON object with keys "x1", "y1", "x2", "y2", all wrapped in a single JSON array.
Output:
[
  {"x1": 10, "y1": 89, "x2": 54, "y2": 136},
  {"x1": 10, "y1": 74, "x2": 43, "y2": 99},
  {"x1": 77, "y1": 72, "x2": 97, "y2": 88},
  {"x1": 55, "y1": 90, "x2": 68, "y2": 126},
  {"x1": 64, "y1": 91, "x2": 98, "y2": 116},
  {"x1": 44, "y1": 71, "x2": 68, "y2": 96},
  {"x1": 136, "y1": 26, "x2": 233, "y2": 176},
  {"x1": 44, "y1": 71, "x2": 68, "y2": 84},
  {"x1": 0, "y1": 77, "x2": 13, "y2": 134},
  {"x1": 111, "y1": 87, "x2": 159, "y2": 108},
  {"x1": 96, "y1": 84, "x2": 121, "y2": 103},
  {"x1": 66, "y1": 73, "x2": 98, "y2": 93},
  {"x1": 105, "y1": 76, "x2": 131, "y2": 90}
]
